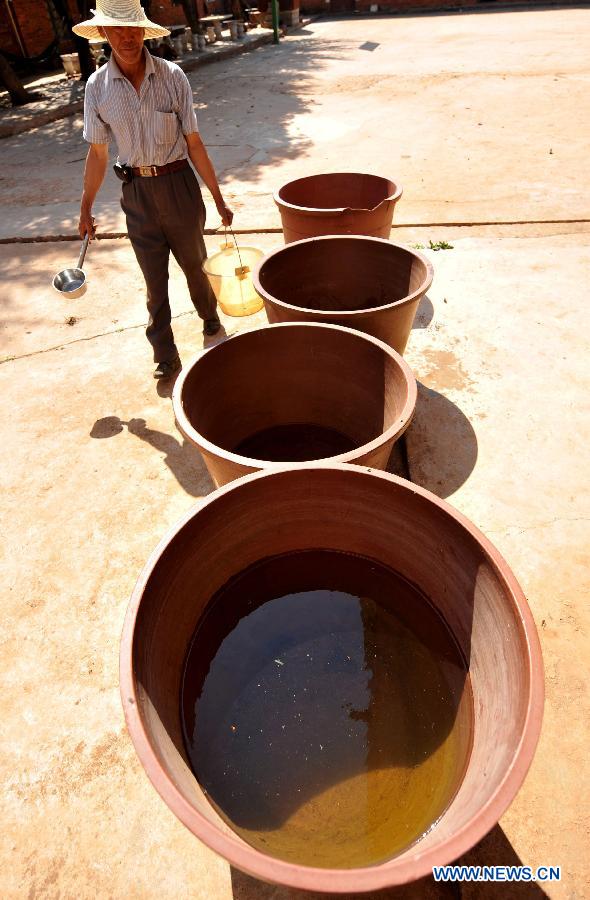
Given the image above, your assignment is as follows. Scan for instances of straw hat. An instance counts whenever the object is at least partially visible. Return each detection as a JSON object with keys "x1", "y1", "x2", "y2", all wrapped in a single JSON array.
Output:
[{"x1": 73, "y1": 0, "x2": 170, "y2": 40}]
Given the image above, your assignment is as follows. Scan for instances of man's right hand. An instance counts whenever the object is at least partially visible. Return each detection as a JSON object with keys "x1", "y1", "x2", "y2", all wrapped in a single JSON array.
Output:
[{"x1": 78, "y1": 209, "x2": 96, "y2": 241}]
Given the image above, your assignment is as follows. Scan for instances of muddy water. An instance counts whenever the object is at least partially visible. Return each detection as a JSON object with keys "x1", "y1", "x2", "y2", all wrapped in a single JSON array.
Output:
[
  {"x1": 235, "y1": 423, "x2": 356, "y2": 461},
  {"x1": 181, "y1": 550, "x2": 473, "y2": 869}
]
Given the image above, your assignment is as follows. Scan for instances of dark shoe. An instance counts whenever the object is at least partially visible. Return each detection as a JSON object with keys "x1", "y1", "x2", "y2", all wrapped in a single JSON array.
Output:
[
  {"x1": 203, "y1": 317, "x2": 221, "y2": 336},
  {"x1": 153, "y1": 355, "x2": 181, "y2": 380}
]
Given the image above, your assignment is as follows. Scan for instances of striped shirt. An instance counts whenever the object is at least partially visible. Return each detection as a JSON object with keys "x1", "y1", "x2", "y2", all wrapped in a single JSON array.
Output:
[{"x1": 83, "y1": 49, "x2": 198, "y2": 167}]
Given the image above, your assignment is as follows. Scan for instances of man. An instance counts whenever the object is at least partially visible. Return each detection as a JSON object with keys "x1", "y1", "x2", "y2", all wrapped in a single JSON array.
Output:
[{"x1": 74, "y1": 0, "x2": 233, "y2": 379}]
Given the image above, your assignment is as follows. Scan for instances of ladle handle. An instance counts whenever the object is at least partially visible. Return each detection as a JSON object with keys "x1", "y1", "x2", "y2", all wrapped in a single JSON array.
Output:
[{"x1": 77, "y1": 232, "x2": 90, "y2": 269}]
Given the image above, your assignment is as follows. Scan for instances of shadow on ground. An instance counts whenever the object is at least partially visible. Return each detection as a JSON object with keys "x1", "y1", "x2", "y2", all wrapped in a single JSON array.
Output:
[
  {"x1": 229, "y1": 824, "x2": 550, "y2": 899},
  {"x1": 405, "y1": 383, "x2": 478, "y2": 499},
  {"x1": 386, "y1": 435, "x2": 410, "y2": 480},
  {"x1": 203, "y1": 323, "x2": 229, "y2": 348},
  {"x1": 90, "y1": 414, "x2": 215, "y2": 496},
  {"x1": 412, "y1": 293, "x2": 434, "y2": 330},
  {"x1": 155, "y1": 327, "x2": 227, "y2": 396}
]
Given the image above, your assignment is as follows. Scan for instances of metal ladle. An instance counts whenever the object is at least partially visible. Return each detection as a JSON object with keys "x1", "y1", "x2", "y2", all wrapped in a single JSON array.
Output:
[{"x1": 53, "y1": 233, "x2": 90, "y2": 298}]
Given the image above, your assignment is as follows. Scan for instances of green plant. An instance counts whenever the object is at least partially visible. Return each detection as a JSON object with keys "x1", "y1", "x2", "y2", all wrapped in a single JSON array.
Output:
[{"x1": 428, "y1": 240, "x2": 454, "y2": 251}]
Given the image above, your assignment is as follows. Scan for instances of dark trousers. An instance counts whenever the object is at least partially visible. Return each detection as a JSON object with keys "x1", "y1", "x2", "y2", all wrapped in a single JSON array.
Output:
[{"x1": 121, "y1": 167, "x2": 217, "y2": 363}]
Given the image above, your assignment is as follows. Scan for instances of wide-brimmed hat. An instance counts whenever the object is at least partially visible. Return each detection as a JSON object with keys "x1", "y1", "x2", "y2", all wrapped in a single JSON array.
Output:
[{"x1": 73, "y1": 0, "x2": 170, "y2": 40}]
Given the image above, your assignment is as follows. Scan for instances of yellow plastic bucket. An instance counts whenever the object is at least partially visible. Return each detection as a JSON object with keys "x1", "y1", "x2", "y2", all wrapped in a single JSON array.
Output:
[{"x1": 202, "y1": 244, "x2": 265, "y2": 317}]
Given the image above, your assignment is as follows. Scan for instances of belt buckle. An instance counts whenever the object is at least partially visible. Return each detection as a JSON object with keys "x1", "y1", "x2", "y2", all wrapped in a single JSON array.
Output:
[{"x1": 139, "y1": 165, "x2": 158, "y2": 177}]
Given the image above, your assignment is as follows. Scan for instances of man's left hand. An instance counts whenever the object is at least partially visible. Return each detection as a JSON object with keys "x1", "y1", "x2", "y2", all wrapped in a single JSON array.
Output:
[{"x1": 216, "y1": 199, "x2": 234, "y2": 227}]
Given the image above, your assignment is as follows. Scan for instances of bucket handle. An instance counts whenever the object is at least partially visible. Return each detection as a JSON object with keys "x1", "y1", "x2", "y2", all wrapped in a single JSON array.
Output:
[{"x1": 225, "y1": 226, "x2": 250, "y2": 279}]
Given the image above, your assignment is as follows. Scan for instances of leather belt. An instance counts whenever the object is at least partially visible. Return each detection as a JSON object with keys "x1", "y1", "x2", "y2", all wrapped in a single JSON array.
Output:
[{"x1": 132, "y1": 159, "x2": 190, "y2": 178}]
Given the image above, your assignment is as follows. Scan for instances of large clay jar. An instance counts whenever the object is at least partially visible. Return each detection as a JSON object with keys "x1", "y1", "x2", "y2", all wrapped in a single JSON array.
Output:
[
  {"x1": 121, "y1": 464, "x2": 544, "y2": 893},
  {"x1": 253, "y1": 235, "x2": 433, "y2": 354},
  {"x1": 173, "y1": 322, "x2": 417, "y2": 487},
  {"x1": 274, "y1": 173, "x2": 402, "y2": 242}
]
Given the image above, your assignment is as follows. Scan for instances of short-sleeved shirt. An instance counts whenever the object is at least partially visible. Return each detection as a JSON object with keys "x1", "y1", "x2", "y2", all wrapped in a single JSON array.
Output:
[{"x1": 83, "y1": 49, "x2": 198, "y2": 167}]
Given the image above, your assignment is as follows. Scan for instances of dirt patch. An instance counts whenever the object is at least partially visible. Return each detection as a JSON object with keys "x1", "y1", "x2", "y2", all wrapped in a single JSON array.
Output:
[{"x1": 423, "y1": 349, "x2": 474, "y2": 393}]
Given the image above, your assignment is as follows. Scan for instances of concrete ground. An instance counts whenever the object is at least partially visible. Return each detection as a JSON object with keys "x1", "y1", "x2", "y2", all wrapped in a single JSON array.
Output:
[{"x1": 1, "y1": 7, "x2": 589, "y2": 899}]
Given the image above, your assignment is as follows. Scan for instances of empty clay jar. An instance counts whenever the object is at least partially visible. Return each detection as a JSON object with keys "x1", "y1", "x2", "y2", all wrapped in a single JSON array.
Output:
[
  {"x1": 120, "y1": 464, "x2": 544, "y2": 892},
  {"x1": 253, "y1": 235, "x2": 433, "y2": 354},
  {"x1": 172, "y1": 322, "x2": 417, "y2": 486},
  {"x1": 274, "y1": 172, "x2": 402, "y2": 242}
]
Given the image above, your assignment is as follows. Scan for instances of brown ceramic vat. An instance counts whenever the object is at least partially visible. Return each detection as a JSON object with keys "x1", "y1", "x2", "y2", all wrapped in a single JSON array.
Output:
[
  {"x1": 120, "y1": 464, "x2": 544, "y2": 893},
  {"x1": 253, "y1": 236, "x2": 433, "y2": 354},
  {"x1": 274, "y1": 173, "x2": 403, "y2": 242},
  {"x1": 172, "y1": 322, "x2": 417, "y2": 487}
]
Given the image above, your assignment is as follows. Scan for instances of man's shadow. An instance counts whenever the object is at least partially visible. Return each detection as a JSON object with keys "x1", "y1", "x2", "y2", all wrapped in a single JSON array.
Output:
[
  {"x1": 229, "y1": 824, "x2": 550, "y2": 899},
  {"x1": 90, "y1": 415, "x2": 215, "y2": 497}
]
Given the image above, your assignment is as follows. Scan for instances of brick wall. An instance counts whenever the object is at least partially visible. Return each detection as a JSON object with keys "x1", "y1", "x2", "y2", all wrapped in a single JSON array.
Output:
[
  {"x1": 1, "y1": 0, "x2": 82, "y2": 58},
  {"x1": 1, "y1": 0, "x2": 56, "y2": 58},
  {"x1": 149, "y1": 1, "x2": 187, "y2": 27},
  {"x1": 0, "y1": 11, "x2": 20, "y2": 57},
  {"x1": 150, "y1": 1, "x2": 231, "y2": 27},
  {"x1": 0, "y1": 0, "x2": 196, "y2": 59}
]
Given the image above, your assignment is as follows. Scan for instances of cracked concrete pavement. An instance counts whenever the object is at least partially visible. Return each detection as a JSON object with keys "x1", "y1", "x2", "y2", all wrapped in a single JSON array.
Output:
[{"x1": 1, "y1": 7, "x2": 589, "y2": 899}]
